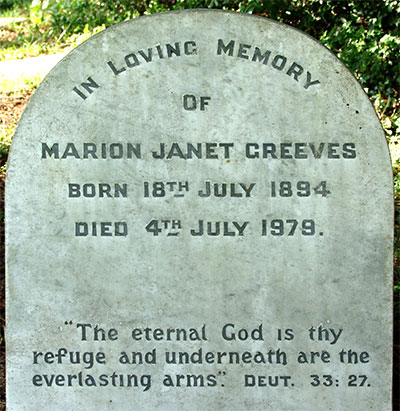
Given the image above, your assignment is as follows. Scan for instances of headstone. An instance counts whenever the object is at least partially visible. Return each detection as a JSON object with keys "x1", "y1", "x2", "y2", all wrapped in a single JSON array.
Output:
[{"x1": 6, "y1": 10, "x2": 393, "y2": 410}]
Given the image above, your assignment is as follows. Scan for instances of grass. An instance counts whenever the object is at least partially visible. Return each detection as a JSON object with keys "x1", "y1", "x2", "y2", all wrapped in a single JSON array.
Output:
[
  {"x1": 0, "y1": 77, "x2": 40, "y2": 174},
  {"x1": 0, "y1": 5, "x2": 25, "y2": 18},
  {"x1": 0, "y1": 24, "x2": 103, "y2": 61},
  {"x1": 0, "y1": 7, "x2": 103, "y2": 175},
  {"x1": 0, "y1": 4, "x2": 104, "y2": 61},
  {"x1": 0, "y1": 72, "x2": 42, "y2": 92}
]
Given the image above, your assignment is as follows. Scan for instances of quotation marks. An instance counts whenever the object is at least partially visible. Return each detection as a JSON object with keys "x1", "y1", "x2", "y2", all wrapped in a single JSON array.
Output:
[
  {"x1": 218, "y1": 370, "x2": 227, "y2": 387},
  {"x1": 64, "y1": 320, "x2": 73, "y2": 325}
]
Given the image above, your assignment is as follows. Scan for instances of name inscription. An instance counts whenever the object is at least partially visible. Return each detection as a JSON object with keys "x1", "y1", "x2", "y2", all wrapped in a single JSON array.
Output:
[{"x1": 42, "y1": 142, "x2": 357, "y2": 160}]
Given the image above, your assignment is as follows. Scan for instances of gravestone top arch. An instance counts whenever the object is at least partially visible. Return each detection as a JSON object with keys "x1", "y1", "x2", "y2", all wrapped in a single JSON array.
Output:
[{"x1": 6, "y1": 10, "x2": 393, "y2": 411}]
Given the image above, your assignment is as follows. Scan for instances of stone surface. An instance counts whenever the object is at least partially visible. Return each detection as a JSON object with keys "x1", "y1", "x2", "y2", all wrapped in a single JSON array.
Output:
[{"x1": 6, "y1": 10, "x2": 393, "y2": 410}]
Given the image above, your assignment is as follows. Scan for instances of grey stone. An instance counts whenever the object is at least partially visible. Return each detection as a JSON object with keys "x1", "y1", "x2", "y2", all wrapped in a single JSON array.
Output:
[{"x1": 6, "y1": 10, "x2": 393, "y2": 410}]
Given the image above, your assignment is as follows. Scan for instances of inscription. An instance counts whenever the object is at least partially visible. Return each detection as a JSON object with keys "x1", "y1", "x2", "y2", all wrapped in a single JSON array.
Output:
[
  {"x1": 151, "y1": 142, "x2": 234, "y2": 159},
  {"x1": 183, "y1": 94, "x2": 211, "y2": 111},
  {"x1": 216, "y1": 39, "x2": 320, "y2": 89},
  {"x1": 72, "y1": 37, "x2": 323, "y2": 101},
  {"x1": 198, "y1": 182, "x2": 255, "y2": 198},
  {"x1": 261, "y1": 219, "x2": 316, "y2": 236},
  {"x1": 271, "y1": 181, "x2": 330, "y2": 197},
  {"x1": 8, "y1": 11, "x2": 391, "y2": 411},
  {"x1": 42, "y1": 142, "x2": 141, "y2": 159},
  {"x1": 107, "y1": 41, "x2": 198, "y2": 76},
  {"x1": 142, "y1": 219, "x2": 321, "y2": 237},
  {"x1": 28, "y1": 321, "x2": 373, "y2": 392},
  {"x1": 68, "y1": 183, "x2": 128, "y2": 198},
  {"x1": 41, "y1": 142, "x2": 357, "y2": 160},
  {"x1": 75, "y1": 222, "x2": 128, "y2": 237},
  {"x1": 245, "y1": 142, "x2": 356, "y2": 159},
  {"x1": 245, "y1": 375, "x2": 293, "y2": 387},
  {"x1": 190, "y1": 220, "x2": 249, "y2": 237},
  {"x1": 143, "y1": 181, "x2": 189, "y2": 197},
  {"x1": 72, "y1": 77, "x2": 100, "y2": 100}
]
